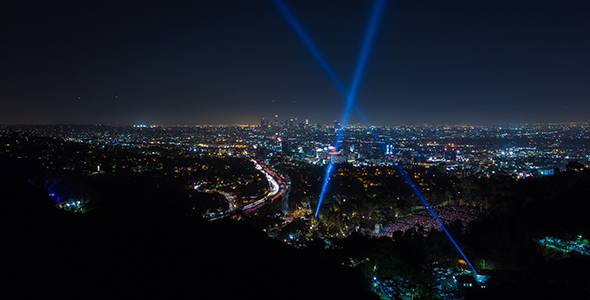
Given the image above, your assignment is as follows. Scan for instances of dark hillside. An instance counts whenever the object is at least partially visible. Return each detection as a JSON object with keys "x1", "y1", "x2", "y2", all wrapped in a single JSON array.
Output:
[{"x1": 1, "y1": 171, "x2": 377, "y2": 299}]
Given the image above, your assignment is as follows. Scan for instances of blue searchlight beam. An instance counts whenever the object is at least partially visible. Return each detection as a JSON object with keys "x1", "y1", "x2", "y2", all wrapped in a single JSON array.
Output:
[
  {"x1": 316, "y1": 0, "x2": 385, "y2": 219},
  {"x1": 394, "y1": 162, "x2": 479, "y2": 275},
  {"x1": 275, "y1": 0, "x2": 478, "y2": 276},
  {"x1": 274, "y1": 0, "x2": 385, "y2": 219},
  {"x1": 273, "y1": 0, "x2": 375, "y2": 118},
  {"x1": 273, "y1": 0, "x2": 347, "y2": 96},
  {"x1": 366, "y1": 128, "x2": 479, "y2": 275}
]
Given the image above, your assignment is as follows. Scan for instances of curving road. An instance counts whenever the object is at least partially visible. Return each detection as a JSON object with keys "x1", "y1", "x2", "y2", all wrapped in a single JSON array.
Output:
[
  {"x1": 207, "y1": 159, "x2": 289, "y2": 220},
  {"x1": 242, "y1": 159, "x2": 288, "y2": 212}
]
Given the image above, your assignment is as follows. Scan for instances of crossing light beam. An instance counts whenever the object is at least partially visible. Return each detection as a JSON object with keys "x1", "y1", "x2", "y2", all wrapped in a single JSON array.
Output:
[
  {"x1": 275, "y1": 0, "x2": 478, "y2": 276},
  {"x1": 315, "y1": 0, "x2": 385, "y2": 219}
]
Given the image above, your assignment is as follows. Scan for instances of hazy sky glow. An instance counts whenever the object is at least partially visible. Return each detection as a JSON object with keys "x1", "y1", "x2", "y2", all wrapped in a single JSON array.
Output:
[{"x1": 2, "y1": 0, "x2": 589, "y2": 125}]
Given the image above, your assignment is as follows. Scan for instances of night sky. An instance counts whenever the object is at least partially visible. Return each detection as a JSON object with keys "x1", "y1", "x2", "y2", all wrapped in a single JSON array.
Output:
[{"x1": 2, "y1": 0, "x2": 590, "y2": 126}]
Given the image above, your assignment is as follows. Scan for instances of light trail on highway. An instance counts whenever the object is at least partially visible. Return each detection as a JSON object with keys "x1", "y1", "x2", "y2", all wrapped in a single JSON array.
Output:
[
  {"x1": 207, "y1": 159, "x2": 289, "y2": 220},
  {"x1": 242, "y1": 159, "x2": 285, "y2": 212}
]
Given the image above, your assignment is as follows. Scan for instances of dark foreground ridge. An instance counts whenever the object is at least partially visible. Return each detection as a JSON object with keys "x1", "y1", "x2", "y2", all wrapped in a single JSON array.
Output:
[{"x1": 1, "y1": 172, "x2": 378, "y2": 299}]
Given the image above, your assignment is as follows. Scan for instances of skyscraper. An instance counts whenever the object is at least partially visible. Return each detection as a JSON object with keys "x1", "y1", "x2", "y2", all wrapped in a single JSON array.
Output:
[
  {"x1": 386, "y1": 144, "x2": 393, "y2": 155},
  {"x1": 444, "y1": 148, "x2": 457, "y2": 161}
]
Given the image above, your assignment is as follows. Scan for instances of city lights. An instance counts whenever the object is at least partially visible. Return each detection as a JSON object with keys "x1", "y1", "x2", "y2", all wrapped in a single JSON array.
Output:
[
  {"x1": 274, "y1": 0, "x2": 385, "y2": 218},
  {"x1": 276, "y1": 0, "x2": 479, "y2": 275}
]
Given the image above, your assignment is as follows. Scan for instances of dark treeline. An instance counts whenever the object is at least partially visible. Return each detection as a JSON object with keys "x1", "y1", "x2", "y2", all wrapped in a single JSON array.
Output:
[{"x1": 461, "y1": 166, "x2": 590, "y2": 239}]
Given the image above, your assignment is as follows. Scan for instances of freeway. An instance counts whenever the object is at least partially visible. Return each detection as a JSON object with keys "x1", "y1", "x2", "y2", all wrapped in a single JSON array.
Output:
[
  {"x1": 242, "y1": 159, "x2": 287, "y2": 212},
  {"x1": 207, "y1": 159, "x2": 289, "y2": 220}
]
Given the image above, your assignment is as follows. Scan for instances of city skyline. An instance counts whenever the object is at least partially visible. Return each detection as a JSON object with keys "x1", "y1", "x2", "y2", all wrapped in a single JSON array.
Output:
[{"x1": 2, "y1": 0, "x2": 590, "y2": 126}]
